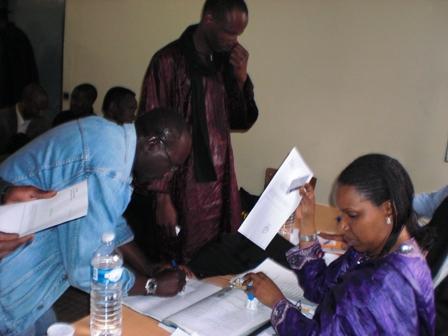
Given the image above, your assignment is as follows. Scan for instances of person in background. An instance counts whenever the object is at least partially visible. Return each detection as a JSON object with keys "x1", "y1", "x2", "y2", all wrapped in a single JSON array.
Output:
[
  {"x1": 0, "y1": 109, "x2": 191, "y2": 336},
  {"x1": 423, "y1": 194, "x2": 448, "y2": 335},
  {"x1": 413, "y1": 184, "x2": 448, "y2": 334},
  {"x1": 0, "y1": 83, "x2": 50, "y2": 155},
  {"x1": 102, "y1": 86, "x2": 137, "y2": 124},
  {"x1": 413, "y1": 184, "x2": 448, "y2": 220},
  {"x1": 52, "y1": 83, "x2": 97, "y2": 127},
  {"x1": 137, "y1": 0, "x2": 258, "y2": 264},
  {"x1": 245, "y1": 154, "x2": 435, "y2": 335},
  {"x1": 0, "y1": 178, "x2": 55, "y2": 259},
  {"x1": 0, "y1": 0, "x2": 39, "y2": 109}
]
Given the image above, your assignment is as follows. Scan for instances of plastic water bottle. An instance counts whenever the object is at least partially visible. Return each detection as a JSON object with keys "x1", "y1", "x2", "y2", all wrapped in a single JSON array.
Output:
[{"x1": 90, "y1": 232, "x2": 123, "y2": 336}]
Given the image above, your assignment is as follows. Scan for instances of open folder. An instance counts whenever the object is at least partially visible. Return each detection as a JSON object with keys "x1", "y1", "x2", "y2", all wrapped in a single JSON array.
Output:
[
  {"x1": 0, "y1": 180, "x2": 88, "y2": 237},
  {"x1": 238, "y1": 147, "x2": 313, "y2": 249},
  {"x1": 124, "y1": 258, "x2": 317, "y2": 336}
]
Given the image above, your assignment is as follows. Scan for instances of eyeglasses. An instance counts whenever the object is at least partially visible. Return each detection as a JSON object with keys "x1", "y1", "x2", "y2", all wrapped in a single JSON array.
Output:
[{"x1": 159, "y1": 136, "x2": 180, "y2": 173}]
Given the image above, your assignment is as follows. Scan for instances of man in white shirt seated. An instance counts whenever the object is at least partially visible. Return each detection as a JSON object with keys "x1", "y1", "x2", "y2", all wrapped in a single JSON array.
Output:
[{"x1": 0, "y1": 83, "x2": 50, "y2": 155}]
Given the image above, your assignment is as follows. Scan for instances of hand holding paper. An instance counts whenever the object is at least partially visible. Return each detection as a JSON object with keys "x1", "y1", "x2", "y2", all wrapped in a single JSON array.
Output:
[
  {"x1": 0, "y1": 180, "x2": 88, "y2": 237},
  {"x1": 238, "y1": 148, "x2": 313, "y2": 249},
  {"x1": 0, "y1": 232, "x2": 33, "y2": 259},
  {"x1": 3, "y1": 185, "x2": 56, "y2": 204},
  {"x1": 0, "y1": 184, "x2": 58, "y2": 259}
]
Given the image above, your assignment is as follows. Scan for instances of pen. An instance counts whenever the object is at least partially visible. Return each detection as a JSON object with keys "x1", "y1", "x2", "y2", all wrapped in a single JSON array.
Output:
[
  {"x1": 171, "y1": 259, "x2": 178, "y2": 269},
  {"x1": 245, "y1": 282, "x2": 258, "y2": 310},
  {"x1": 246, "y1": 283, "x2": 254, "y2": 300}
]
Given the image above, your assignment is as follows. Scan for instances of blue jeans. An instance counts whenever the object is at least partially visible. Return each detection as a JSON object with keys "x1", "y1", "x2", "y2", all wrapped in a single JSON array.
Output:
[{"x1": 19, "y1": 308, "x2": 56, "y2": 336}]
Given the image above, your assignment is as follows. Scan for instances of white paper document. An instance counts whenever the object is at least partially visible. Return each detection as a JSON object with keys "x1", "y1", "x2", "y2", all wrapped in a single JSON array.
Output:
[
  {"x1": 124, "y1": 258, "x2": 316, "y2": 336},
  {"x1": 165, "y1": 287, "x2": 272, "y2": 336},
  {"x1": 255, "y1": 326, "x2": 276, "y2": 336},
  {"x1": 238, "y1": 148, "x2": 313, "y2": 249},
  {"x1": 171, "y1": 328, "x2": 191, "y2": 336},
  {"x1": 246, "y1": 259, "x2": 316, "y2": 318},
  {"x1": 123, "y1": 279, "x2": 222, "y2": 321},
  {"x1": 0, "y1": 180, "x2": 88, "y2": 236},
  {"x1": 249, "y1": 258, "x2": 304, "y2": 301},
  {"x1": 168, "y1": 258, "x2": 316, "y2": 335}
]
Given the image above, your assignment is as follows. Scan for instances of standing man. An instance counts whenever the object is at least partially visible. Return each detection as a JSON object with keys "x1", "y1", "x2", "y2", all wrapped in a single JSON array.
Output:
[{"x1": 139, "y1": 0, "x2": 258, "y2": 262}]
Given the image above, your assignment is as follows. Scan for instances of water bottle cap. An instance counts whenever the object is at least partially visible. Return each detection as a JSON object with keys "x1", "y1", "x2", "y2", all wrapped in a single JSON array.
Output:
[
  {"x1": 47, "y1": 323, "x2": 75, "y2": 336},
  {"x1": 101, "y1": 232, "x2": 115, "y2": 243}
]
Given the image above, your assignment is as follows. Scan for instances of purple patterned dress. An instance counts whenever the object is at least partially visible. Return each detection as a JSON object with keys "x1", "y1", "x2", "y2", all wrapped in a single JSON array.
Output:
[{"x1": 271, "y1": 239, "x2": 435, "y2": 335}]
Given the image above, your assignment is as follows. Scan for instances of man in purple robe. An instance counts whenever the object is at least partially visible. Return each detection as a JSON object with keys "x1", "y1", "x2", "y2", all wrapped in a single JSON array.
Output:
[{"x1": 138, "y1": 0, "x2": 258, "y2": 262}]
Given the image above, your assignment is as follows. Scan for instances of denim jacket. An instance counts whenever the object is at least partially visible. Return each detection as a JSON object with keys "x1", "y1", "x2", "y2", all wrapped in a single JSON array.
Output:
[{"x1": 0, "y1": 117, "x2": 136, "y2": 335}]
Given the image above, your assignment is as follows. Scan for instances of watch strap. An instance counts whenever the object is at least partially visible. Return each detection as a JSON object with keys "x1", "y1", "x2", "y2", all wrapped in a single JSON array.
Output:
[
  {"x1": 299, "y1": 233, "x2": 318, "y2": 242},
  {"x1": 144, "y1": 278, "x2": 158, "y2": 296}
]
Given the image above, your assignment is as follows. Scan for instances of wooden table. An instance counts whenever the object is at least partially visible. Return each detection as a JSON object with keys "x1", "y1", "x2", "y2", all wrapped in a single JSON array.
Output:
[
  {"x1": 73, "y1": 306, "x2": 169, "y2": 336},
  {"x1": 73, "y1": 276, "x2": 230, "y2": 336},
  {"x1": 73, "y1": 205, "x2": 339, "y2": 335}
]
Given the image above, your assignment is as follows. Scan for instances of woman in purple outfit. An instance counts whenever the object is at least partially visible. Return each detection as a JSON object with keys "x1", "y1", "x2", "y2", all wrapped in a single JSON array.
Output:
[{"x1": 245, "y1": 154, "x2": 435, "y2": 335}]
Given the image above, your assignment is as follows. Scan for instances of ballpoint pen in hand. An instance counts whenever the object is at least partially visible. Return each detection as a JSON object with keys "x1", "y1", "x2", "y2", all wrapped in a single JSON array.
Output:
[
  {"x1": 245, "y1": 282, "x2": 258, "y2": 310},
  {"x1": 171, "y1": 259, "x2": 178, "y2": 269}
]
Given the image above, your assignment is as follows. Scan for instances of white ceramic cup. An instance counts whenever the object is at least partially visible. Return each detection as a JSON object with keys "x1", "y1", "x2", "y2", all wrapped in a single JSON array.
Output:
[{"x1": 47, "y1": 323, "x2": 75, "y2": 336}]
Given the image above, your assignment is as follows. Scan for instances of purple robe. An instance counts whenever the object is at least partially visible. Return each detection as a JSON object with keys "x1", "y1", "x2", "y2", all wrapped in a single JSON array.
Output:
[
  {"x1": 271, "y1": 239, "x2": 435, "y2": 335},
  {"x1": 140, "y1": 25, "x2": 258, "y2": 260}
]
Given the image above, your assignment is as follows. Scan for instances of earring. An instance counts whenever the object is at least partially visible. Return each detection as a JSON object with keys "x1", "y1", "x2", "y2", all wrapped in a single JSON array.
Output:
[{"x1": 386, "y1": 216, "x2": 392, "y2": 225}]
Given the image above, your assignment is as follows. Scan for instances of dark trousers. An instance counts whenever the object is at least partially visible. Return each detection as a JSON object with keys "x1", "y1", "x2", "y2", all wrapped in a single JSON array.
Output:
[
  {"x1": 125, "y1": 192, "x2": 294, "y2": 277},
  {"x1": 188, "y1": 233, "x2": 294, "y2": 279},
  {"x1": 125, "y1": 192, "x2": 181, "y2": 263},
  {"x1": 426, "y1": 196, "x2": 448, "y2": 335},
  {"x1": 434, "y1": 276, "x2": 448, "y2": 336}
]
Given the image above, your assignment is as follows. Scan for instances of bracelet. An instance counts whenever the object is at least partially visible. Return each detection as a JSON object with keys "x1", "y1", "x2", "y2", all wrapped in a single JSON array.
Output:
[
  {"x1": 299, "y1": 233, "x2": 318, "y2": 242},
  {"x1": 144, "y1": 278, "x2": 158, "y2": 296}
]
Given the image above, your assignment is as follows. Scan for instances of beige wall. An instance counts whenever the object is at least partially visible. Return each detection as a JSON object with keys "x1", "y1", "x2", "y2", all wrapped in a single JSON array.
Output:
[{"x1": 64, "y1": 0, "x2": 448, "y2": 203}]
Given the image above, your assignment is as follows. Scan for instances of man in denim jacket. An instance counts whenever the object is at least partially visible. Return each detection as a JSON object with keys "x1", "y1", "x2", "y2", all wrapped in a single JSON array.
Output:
[{"x1": 0, "y1": 109, "x2": 191, "y2": 335}]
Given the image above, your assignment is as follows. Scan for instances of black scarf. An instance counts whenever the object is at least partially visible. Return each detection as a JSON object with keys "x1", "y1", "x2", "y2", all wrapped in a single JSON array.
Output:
[{"x1": 178, "y1": 25, "x2": 230, "y2": 183}]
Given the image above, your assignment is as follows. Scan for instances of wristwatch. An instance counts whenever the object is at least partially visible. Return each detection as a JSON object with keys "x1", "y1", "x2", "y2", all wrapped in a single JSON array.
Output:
[
  {"x1": 145, "y1": 278, "x2": 158, "y2": 296},
  {"x1": 299, "y1": 233, "x2": 318, "y2": 242}
]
